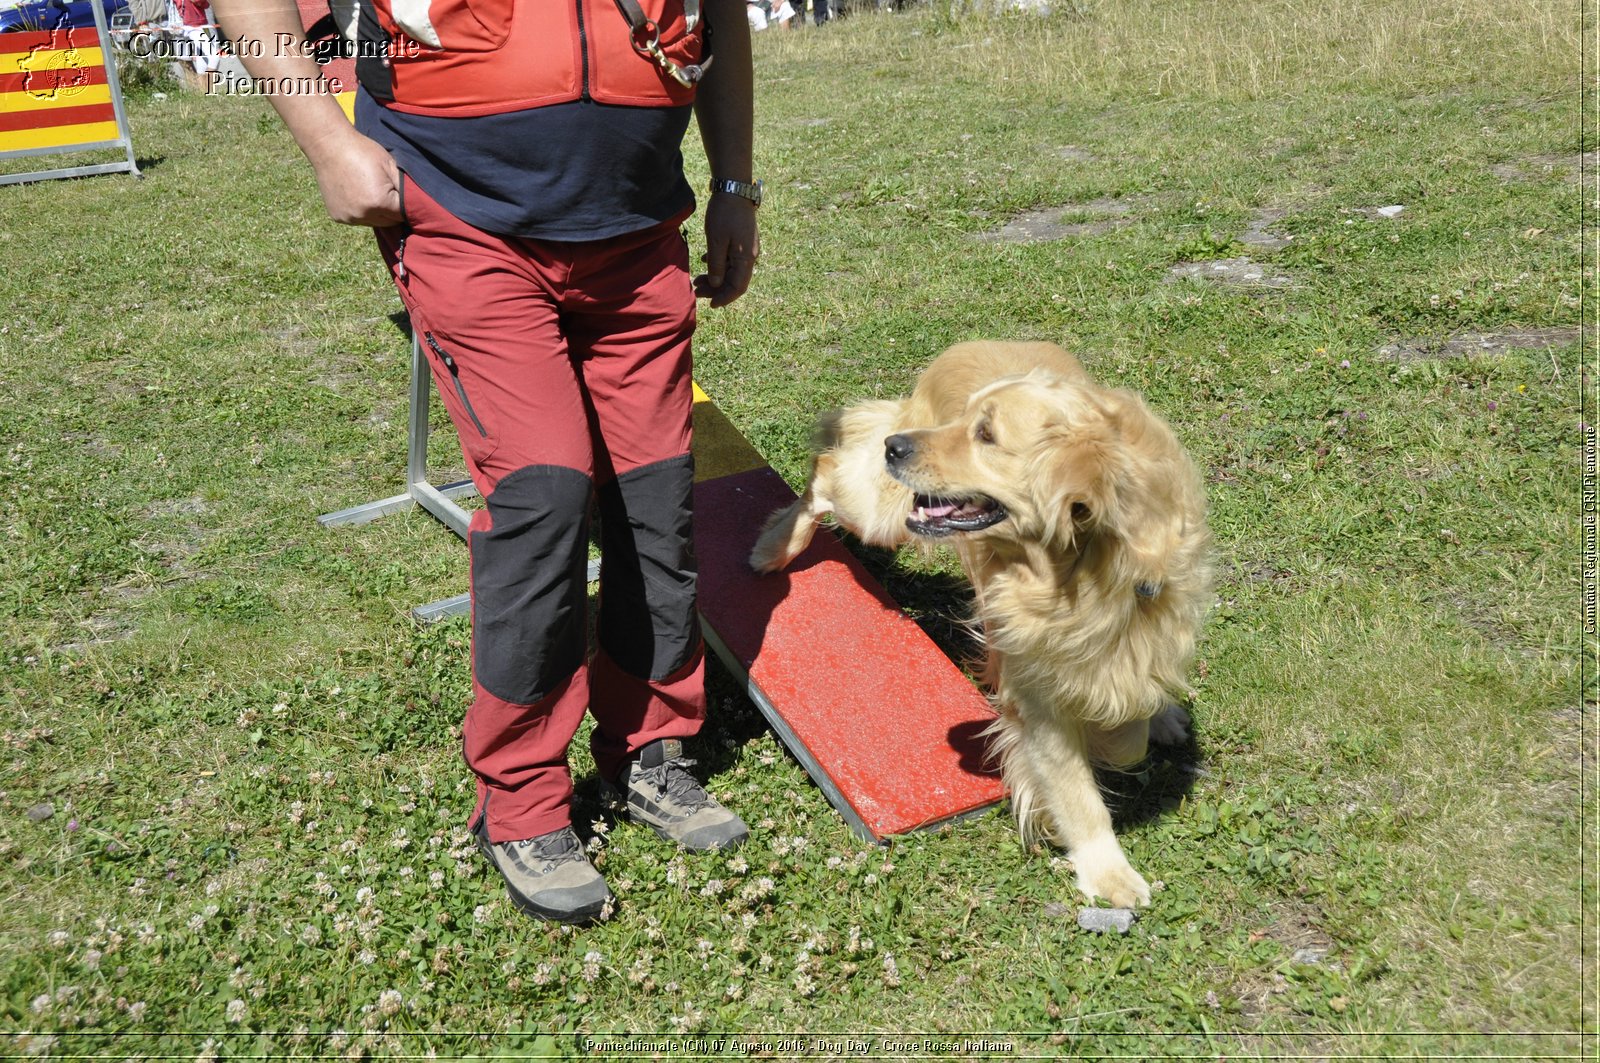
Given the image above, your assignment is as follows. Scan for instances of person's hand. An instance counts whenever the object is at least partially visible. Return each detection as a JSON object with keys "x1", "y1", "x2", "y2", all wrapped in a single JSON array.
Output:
[
  {"x1": 694, "y1": 192, "x2": 759, "y2": 307},
  {"x1": 305, "y1": 127, "x2": 404, "y2": 228}
]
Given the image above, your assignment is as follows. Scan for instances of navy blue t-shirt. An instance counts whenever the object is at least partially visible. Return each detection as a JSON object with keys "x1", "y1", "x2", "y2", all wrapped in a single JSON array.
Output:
[{"x1": 357, "y1": 90, "x2": 696, "y2": 241}]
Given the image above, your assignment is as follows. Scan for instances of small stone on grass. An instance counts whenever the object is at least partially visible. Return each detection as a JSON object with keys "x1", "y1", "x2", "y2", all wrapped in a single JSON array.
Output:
[{"x1": 1077, "y1": 907, "x2": 1136, "y2": 934}]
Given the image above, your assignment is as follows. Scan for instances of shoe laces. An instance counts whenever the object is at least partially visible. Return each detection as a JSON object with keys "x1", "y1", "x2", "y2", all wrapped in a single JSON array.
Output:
[
  {"x1": 636, "y1": 755, "x2": 711, "y2": 813},
  {"x1": 512, "y1": 828, "x2": 583, "y2": 870}
]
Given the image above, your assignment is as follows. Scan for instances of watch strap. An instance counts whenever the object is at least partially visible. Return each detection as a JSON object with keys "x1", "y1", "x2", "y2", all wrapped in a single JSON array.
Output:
[{"x1": 709, "y1": 177, "x2": 762, "y2": 206}]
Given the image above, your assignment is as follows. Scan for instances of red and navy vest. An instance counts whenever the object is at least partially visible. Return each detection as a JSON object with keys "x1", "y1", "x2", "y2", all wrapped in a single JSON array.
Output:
[{"x1": 355, "y1": 0, "x2": 705, "y2": 117}]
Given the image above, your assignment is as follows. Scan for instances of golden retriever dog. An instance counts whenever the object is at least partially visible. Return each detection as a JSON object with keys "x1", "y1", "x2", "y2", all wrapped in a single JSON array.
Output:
[{"x1": 750, "y1": 341, "x2": 1211, "y2": 907}]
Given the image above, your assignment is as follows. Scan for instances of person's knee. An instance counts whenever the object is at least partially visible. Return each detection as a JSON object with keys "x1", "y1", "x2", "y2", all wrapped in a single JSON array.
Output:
[
  {"x1": 596, "y1": 454, "x2": 698, "y2": 679},
  {"x1": 471, "y1": 465, "x2": 594, "y2": 704}
]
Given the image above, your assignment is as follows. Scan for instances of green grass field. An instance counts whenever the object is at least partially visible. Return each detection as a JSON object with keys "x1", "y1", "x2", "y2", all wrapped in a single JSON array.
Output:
[{"x1": 0, "y1": 0, "x2": 1591, "y2": 1057}]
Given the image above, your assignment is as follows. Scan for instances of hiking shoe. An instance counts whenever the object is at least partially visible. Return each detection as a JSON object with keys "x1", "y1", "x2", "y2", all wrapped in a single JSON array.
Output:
[
  {"x1": 601, "y1": 739, "x2": 749, "y2": 851},
  {"x1": 472, "y1": 820, "x2": 614, "y2": 925}
]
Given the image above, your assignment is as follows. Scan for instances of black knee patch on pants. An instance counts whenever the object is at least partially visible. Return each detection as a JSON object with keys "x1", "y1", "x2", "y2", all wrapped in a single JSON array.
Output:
[
  {"x1": 597, "y1": 453, "x2": 699, "y2": 680},
  {"x1": 471, "y1": 465, "x2": 593, "y2": 705}
]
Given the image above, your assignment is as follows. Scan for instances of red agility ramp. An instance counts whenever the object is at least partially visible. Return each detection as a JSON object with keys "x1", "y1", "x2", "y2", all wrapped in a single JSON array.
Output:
[{"x1": 691, "y1": 386, "x2": 1005, "y2": 841}]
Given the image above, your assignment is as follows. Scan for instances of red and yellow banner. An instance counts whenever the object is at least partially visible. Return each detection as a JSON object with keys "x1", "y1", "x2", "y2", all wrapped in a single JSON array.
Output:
[{"x1": 0, "y1": 27, "x2": 123, "y2": 153}]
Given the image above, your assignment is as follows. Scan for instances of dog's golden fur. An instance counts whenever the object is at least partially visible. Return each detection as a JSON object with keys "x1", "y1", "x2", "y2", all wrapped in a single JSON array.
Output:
[{"x1": 750, "y1": 341, "x2": 1211, "y2": 907}]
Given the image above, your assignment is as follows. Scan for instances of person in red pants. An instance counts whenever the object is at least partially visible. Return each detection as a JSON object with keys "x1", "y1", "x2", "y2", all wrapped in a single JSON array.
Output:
[{"x1": 214, "y1": 0, "x2": 759, "y2": 925}]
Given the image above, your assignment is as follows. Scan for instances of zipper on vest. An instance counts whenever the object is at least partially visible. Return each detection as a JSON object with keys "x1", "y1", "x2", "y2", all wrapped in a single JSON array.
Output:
[
  {"x1": 576, "y1": 0, "x2": 591, "y2": 100},
  {"x1": 425, "y1": 332, "x2": 488, "y2": 438}
]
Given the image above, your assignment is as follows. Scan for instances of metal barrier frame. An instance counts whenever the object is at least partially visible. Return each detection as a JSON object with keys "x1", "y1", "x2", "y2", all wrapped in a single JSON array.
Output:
[
  {"x1": 0, "y1": 1, "x2": 142, "y2": 186},
  {"x1": 318, "y1": 335, "x2": 598, "y2": 620}
]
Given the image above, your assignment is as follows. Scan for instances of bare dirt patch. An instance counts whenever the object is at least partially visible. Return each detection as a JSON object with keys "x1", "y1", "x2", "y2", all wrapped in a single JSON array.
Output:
[
  {"x1": 1239, "y1": 208, "x2": 1293, "y2": 251},
  {"x1": 1230, "y1": 900, "x2": 1337, "y2": 1020},
  {"x1": 977, "y1": 198, "x2": 1136, "y2": 243},
  {"x1": 1167, "y1": 256, "x2": 1295, "y2": 289},
  {"x1": 1489, "y1": 151, "x2": 1595, "y2": 184},
  {"x1": 1378, "y1": 326, "x2": 1579, "y2": 362}
]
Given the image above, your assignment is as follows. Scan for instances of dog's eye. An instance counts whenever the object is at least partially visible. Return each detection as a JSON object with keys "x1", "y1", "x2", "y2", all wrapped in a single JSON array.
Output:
[
  {"x1": 1071, "y1": 502, "x2": 1091, "y2": 522},
  {"x1": 975, "y1": 421, "x2": 997, "y2": 445}
]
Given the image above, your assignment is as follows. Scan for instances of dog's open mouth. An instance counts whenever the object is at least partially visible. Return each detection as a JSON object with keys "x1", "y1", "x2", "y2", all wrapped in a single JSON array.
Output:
[{"x1": 906, "y1": 493, "x2": 1009, "y2": 536}]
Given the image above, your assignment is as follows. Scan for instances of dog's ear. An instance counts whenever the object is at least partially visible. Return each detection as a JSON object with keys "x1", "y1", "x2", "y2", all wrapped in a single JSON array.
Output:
[{"x1": 1033, "y1": 389, "x2": 1194, "y2": 588}]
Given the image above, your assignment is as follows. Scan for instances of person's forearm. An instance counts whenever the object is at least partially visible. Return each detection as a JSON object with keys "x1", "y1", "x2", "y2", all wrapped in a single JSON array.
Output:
[
  {"x1": 209, "y1": 0, "x2": 355, "y2": 167},
  {"x1": 694, "y1": 0, "x2": 754, "y2": 182}
]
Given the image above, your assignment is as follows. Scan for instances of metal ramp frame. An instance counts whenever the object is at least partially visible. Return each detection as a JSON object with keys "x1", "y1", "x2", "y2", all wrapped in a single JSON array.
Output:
[{"x1": 316, "y1": 335, "x2": 597, "y2": 620}]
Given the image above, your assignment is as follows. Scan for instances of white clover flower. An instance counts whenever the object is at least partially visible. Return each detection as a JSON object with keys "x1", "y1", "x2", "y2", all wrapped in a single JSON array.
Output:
[
  {"x1": 699, "y1": 879, "x2": 725, "y2": 898},
  {"x1": 473, "y1": 905, "x2": 490, "y2": 924},
  {"x1": 377, "y1": 989, "x2": 403, "y2": 1016},
  {"x1": 224, "y1": 999, "x2": 247, "y2": 1024},
  {"x1": 696, "y1": 939, "x2": 714, "y2": 955},
  {"x1": 881, "y1": 952, "x2": 901, "y2": 988},
  {"x1": 82, "y1": 949, "x2": 102, "y2": 971},
  {"x1": 195, "y1": 1038, "x2": 220, "y2": 1063},
  {"x1": 288, "y1": 801, "x2": 305, "y2": 825},
  {"x1": 793, "y1": 972, "x2": 816, "y2": 997},
  {"x1": 128, "y1": 1001, "x2": 147, "y2": 1022},
  {"x1": 46, "y1": 930, "x2": 68, "y2": 949},
  {"x1": 863, "y1": 874, "x2": 878, "y2": 886},
  {"x1": 531, "y1": 963, "x2": 554, "y2": 987},
  {"x1": 581, "y1": 950, "x2": 603, "y2": 982},
  {"x1": 726, "y1": 855, "x2": 748, "y2": 874},
  {"x1": 20, "y1": 1034, "x2": 58, "y2": 1057},
  {"x1": 355, "y1": 887, "x2": 375, "y2": 905},
  {"x1": 300, "y1": 924, "x2": 322, "y2": 946},
  {"x1": 30, "y1": 994, "x2": 50, "y2": 1014},
  {"x1": 356, "y1": 949, "x2": 376, "y2": 966}
]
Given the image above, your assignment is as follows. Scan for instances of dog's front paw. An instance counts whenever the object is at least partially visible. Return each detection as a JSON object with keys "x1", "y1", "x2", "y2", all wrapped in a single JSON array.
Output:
[
  {"x1": 748, "y1": 535, "x2": 791, "y2": 574},
  {"x1": 1073, "y1": 838, "x2": 1151, "y2": 908},
  {"x1": 749, "y1": 508, "x2": 812, "y2": 574},
  {"x1": 1148, "y1": 703, "x2": 1192, "y2": 747}
]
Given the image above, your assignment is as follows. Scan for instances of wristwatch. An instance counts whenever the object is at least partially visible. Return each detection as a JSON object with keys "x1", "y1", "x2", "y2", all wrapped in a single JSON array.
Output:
[{"x1": 709, "y1": 177, "x2": 762, "y2": 207}]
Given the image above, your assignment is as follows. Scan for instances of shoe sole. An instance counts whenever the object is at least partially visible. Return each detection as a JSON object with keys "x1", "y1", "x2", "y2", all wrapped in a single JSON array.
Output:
[
  {"x1": 474, "y1": 836, "x2": 613, "y2": 925},
  {"x1": 501, "y1": 886, "x2": 612, "y2": 926}
]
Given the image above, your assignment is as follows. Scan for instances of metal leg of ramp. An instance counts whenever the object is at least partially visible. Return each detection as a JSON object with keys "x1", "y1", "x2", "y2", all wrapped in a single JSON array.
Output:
[{"x1": 318, "y1": 335, "x2": 597, "y2": 620}]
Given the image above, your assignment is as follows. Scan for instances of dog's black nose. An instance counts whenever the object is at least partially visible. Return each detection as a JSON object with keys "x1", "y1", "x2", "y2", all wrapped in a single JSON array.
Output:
[{"x1": 884, "y1": 433, "x2": 915, "y2": 465}]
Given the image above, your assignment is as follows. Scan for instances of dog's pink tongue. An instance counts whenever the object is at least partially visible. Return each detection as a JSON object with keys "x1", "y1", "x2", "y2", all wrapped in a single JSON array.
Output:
[{"x1": 919, "y1": 502, "x2": 958, "y2": 519}]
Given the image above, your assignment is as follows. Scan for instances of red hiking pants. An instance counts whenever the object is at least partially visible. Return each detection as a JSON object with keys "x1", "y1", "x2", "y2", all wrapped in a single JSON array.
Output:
[{"x1": 378, "y1": 175, "x2": 706, "y2": 843}]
